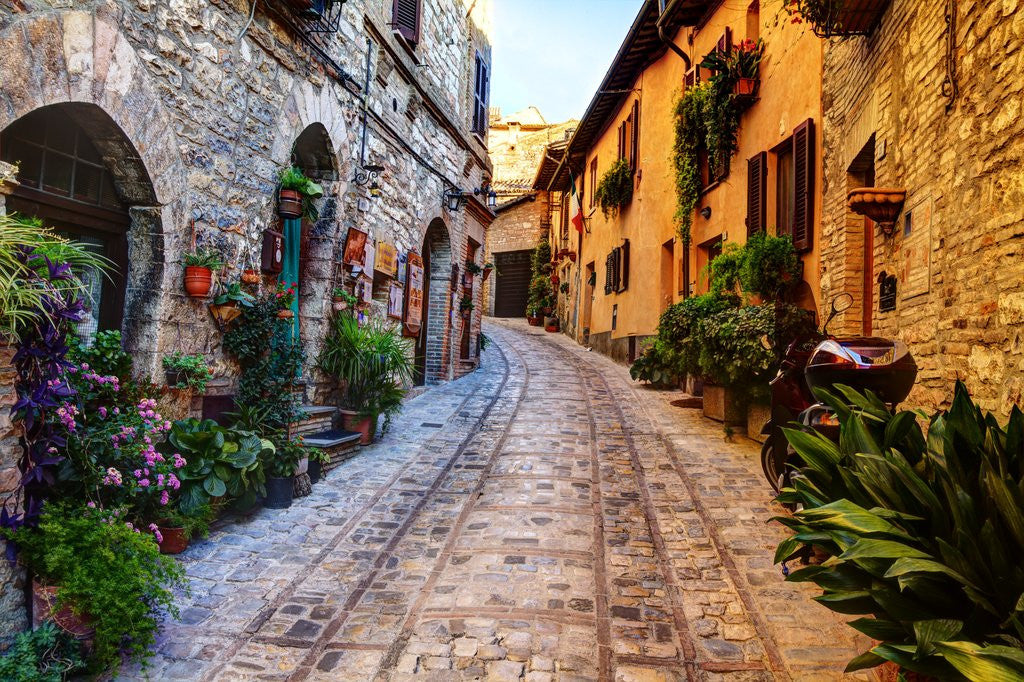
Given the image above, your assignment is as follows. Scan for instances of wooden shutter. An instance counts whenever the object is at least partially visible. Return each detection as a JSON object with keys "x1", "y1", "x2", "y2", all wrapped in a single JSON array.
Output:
[
  {"x1": 746, "y1": 152, "x2": 767, "y2": 236},
  {"x1": 618, "y1": 240, "x2": 630, "y2": 292},
  {"x1": 472, "y1": 54, "x2": 489, "y2": 135},
  {"x1": 716, "y1": 27, "x2": 733, "y2": 55},
  {"x1": 792, "y1": 118, "x2": 815, "y2": 252},
  {"x1": 393, "y1": 0, "x2": 421, "y2": 44},
  {"x1": 684, "y1": 66, "x2": 699, "y2": 89},
  {"x1": 629, "y1": 100, "x2": 640, "y2": 172},
  {"x1": 605, "y1": 252, "x2": 615, "y2": 294}
]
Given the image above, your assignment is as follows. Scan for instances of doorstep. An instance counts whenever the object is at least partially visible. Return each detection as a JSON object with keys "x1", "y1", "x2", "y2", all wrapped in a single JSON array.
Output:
[{"x1": 302, "y1": 428, "x2": 362, "y2": 472}]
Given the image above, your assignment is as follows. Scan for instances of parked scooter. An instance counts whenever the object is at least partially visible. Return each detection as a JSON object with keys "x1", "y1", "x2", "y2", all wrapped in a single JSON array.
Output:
[{"x1": 759, "y1": 294, "x2": 918, "y2": 492}]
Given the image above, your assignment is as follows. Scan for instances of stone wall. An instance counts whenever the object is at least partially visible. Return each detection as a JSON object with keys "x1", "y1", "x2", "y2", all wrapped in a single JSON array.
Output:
[{"x1": 819, "y1": 0, "x2": 1024, "y2": 415}]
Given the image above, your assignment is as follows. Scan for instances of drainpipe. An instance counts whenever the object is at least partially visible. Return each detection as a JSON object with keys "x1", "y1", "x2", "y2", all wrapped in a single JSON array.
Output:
[{"x1": 657, "y1": 0, "x2": 692, "y2": 69}]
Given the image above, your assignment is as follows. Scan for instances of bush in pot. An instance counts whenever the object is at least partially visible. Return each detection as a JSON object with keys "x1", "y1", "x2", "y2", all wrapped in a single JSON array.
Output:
[
  {"x1": 4, "y1": 503, "x2": 187, "y2": 673},
  {"x1": 263, "y1": 437, "x2": 304, "y2": 509},
  {"x1": 155, "y1": 504, "x2": 213, "y2": 555},
  {"x1": 307, "y1": 447, "x2": 329, "y2": 484},
  {"x1": 277, "y1": 166, "x2": 324, "y2": 221},
  {"x1": 774, "y1": 382, "x2": 1024, "y2": 680},
  {"x1": 162, "y1": 351, "x2": 213, "y2": 392},
  {"x1": 183, "y1": 247, "x2": 224, "y2": 298},
  {"x1": 317, "y1": 315, "x2": 414, "y2": 444}
]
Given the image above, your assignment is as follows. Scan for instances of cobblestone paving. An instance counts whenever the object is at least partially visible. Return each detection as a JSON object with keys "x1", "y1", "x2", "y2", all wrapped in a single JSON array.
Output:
[{"x1": 120, "y1": 320, "x2": 869, "y2": 681}]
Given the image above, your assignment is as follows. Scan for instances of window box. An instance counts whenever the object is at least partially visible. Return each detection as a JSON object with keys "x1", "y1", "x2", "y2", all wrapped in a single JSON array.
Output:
[{"x1": 795, "y1": 0, "x2": 891, "y2": 38}]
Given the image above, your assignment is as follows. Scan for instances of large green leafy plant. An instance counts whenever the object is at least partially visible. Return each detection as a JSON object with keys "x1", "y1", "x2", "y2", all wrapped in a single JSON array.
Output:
[
  {"x1": 317, "y1": 315, "x2": 414, "y2": 431},
  {"x1": 594, "y1": 158, "x2": 634, "y2": 218},
  {"x1": 775, "y1": 383, "x2": 1024, "y2": 680},
  {"x1": 278, "y1": 166, "x2": 324, "y2": 221},
  {"x1": 5, "y1": 504, "x2": 187, "y2": 673},
  {"x1": 0, "y1": 622, "x2": 86, "y2": 682}
]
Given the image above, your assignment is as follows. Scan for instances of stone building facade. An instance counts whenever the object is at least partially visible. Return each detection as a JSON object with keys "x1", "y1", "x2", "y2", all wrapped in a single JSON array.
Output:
[
  {"x1": 818, "y1": 0, "x2": 1024, "y2": 415},
  {"x1": 483, "y1": 108, "x2": 575, "y2": 317},
  {"x1": 0, "y1": 0, "x2": 492, "y2": 633}
]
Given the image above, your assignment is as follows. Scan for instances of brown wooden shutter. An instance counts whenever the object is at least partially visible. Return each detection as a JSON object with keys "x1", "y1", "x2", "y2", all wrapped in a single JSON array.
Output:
[
  {"x1": 716, "y1": 27, "x2": 733, "y2": 55},
  {"x1": 684, "y1": 66, "x2": 699, "y2": 89},
  {"x1": 746, "y1": 152, "x2": 767, "y2": 236},
  {"x1": 630, "y1": 100, "x2": 640, "y2": 172},
  {"x1": 618, "y1": 240, "x2": 630, "y2": 292},
  {"x1": 605, "y1": 252, "x2": 615, "y2": 294},
  {"x1": 472, "y1": 53, "x2": 489, "y2": 134},
  {"x1": 393, "y1": 0, "x2": 421, "y2": 44},
  {"x1": 792, "y1": 118, "x2": 815, "y2": 252}
]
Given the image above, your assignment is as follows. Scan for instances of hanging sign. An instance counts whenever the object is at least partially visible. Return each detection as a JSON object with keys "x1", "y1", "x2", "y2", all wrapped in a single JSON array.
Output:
[
  {"x1": 342, "y1": 227, "x2": 368, "y2": 267},
  {"x1": 388, "y1": 282, "x2": 404, "y2": 319},
  {"x1": 376, "y1": 242, "x2": 398, "y2": 277},
  {"x1": 362, "y1": 239, "x2": 376, "y2": 276},
  {"x1": 404, "y1": 252, "x2": 424, "y2": 337}
]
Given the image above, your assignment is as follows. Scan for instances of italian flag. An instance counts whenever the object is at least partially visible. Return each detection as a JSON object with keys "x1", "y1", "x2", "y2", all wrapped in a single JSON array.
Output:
[{"x1": 569, "y1": 175, "x2": 584, "y2": 233}]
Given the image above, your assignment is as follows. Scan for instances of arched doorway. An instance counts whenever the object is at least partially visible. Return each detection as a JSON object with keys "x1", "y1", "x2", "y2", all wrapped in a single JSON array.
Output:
[
  {"x1": 0, "y1": 103, "x2": 158, "y2": 342},
  {"x1": 415, "y1": 218, "x2": 452, "y2": 385}
]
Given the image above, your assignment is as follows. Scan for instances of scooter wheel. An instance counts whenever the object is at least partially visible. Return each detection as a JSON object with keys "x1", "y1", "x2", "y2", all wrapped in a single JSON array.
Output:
[{"x1": 761, "y1": 439, "x2": 782, "y2": 493}]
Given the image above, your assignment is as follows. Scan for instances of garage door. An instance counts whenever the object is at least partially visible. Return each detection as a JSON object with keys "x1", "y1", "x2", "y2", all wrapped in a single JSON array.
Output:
[{"x1": 493, "y1": 249, "x2": 533, "y2": 318}]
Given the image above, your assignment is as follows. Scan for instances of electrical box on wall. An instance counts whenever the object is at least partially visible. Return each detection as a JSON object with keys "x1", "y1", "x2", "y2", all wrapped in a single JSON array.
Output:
[{"x1": 261, "y1": 229, "x2": 284, "y2": 273}]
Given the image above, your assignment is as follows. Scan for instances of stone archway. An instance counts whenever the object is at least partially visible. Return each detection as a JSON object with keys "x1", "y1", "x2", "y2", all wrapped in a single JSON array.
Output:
[
  {"x1": 0, "y1": 10, "x2": 187, "y2": 374},
  {"x1": 416, "y1": 217, "x2": 453, "y2": 385}
]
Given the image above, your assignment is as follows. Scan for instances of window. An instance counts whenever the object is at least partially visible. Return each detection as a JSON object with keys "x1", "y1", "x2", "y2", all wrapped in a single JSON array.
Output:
[
  {"x1": 603, "y1": 240, "x2": 630, "y2": 295},
  {"x1": 588, "y1": 157, "x2": 597, "y2": 208},
  {"x1": 747, "y1": 152, "x2": 767, "y2": 236},
  {"x1": 747, "y1": 0, "x2": 761, "y2": 41},
  {"x1": 392, "y1": 0, "x2": 421, "y2": 45},
  {"x1": 616, "y1": 100, "x2": 640, "y2": 171},
  {"x1": 773, "y1": 119, "x2": 815, "y2": 252},
  {"x1": 472, "y1": 52, "x2": 489, "y2": 136}
]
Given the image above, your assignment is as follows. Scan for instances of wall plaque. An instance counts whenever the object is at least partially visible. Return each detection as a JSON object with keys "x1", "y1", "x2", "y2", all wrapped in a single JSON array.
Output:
[
  {"x1": 879, "y1": 271, "x2": 897, "y2": 312},
  {"x1": 376, "y1": 241, "x2": 398, "y2": 277},
  {"x1": 404, "y1": 252, "x2": 424, "y2": 337},
  {"x1": 900, "y1": 195, "x2": 932, "y2": 300},
  {"x1": 342, "y1": 227, "x2": 368, "y2": 267}
]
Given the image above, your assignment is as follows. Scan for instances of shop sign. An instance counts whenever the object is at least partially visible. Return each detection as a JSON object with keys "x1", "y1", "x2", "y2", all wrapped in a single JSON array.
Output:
[{"x1": 404, "y1": 252, "x2": 424, "y2": 336}]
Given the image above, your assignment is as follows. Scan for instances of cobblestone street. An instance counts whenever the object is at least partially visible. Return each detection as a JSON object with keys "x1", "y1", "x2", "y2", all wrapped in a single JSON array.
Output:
[{"x1": 124, "y1": 320, "x2": 868, "y2": 681}]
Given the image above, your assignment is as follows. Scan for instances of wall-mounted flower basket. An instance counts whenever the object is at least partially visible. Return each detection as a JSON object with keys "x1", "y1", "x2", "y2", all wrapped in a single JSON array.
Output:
[
  {"x1": 184, "y1": 266, "x2": 213, "y2": 298},
  {"x1": 550, "y1": 274, "x2": 560, "y2": 287},
  {"x1": 278, "y1": 189, "x2": 303, "y2": 219},
  {"x1": 277, "y1": 308, "x2": 295, "y2": 319},
  {"x1": 848, "y1": 187, "x2": 906, "y2": 237},
  {"x1": 790, "y1": 0, "x2": 891, "y2": 37},
  {"x1": 208, "y1": 302, "x2": 242, "y2": 331},
  {"x1": 241, "y1": 269, "x2": 261, "y2": 285},
  {"x1": 482, "y1": 264, "x2": 494, "y2": 282}
]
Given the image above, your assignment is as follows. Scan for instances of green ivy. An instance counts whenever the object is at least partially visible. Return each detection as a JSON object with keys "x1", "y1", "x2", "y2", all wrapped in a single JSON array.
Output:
[{"x1": 594, "y1": 158, "x2": 634, "y2": 218}]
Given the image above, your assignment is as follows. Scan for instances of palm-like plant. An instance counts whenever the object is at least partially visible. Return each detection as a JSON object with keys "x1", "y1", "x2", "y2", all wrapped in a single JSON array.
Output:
[
  {"x1": 0, "y1": 213, "x2": 111, "y2": 342},
  {"x1": 775, "y1": 383, "x2": 1024, "y2": 680},
  {"x1": 317, "y1": 315, "x2": 414, "y2": 431}
]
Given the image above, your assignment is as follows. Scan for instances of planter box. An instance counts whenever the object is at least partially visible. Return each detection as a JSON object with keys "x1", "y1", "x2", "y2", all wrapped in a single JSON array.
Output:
[
  {"x1": 811, "y1": 0, "x2": 890, "y2": 36},
  {"x1": 702, "y1": 384, "x2": 744, "y2": 425},
  {"x1": 685, "y1": 374, "x2": 704, "y2": 397},
  {"x1": 746, "y1": 401, "x2": 770, "y2": 443}
]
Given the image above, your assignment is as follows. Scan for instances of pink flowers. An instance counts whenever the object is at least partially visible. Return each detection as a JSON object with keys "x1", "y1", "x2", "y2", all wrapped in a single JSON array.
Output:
[
  {"x1": 102, "y1": 467, "x2": 123, "y2": 486},
  {"x1": 55, "y1": 403, "x2": 79, "y2": 431},
  {"x1": 172, "y1": 453, "x2": 187, "y2": 469},
  {"x1": 149, "y1": 523, "x2": 163, "y2": 544}
]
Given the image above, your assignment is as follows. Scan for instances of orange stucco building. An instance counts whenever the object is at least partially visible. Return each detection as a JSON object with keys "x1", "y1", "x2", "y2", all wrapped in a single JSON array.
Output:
[{"x1": 540, "y1": 0, "x2": 824, "y2": 362}]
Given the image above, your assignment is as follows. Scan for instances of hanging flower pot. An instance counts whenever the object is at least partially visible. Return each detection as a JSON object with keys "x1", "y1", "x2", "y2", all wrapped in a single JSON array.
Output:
[
  {"x1": 183, "y1": 266, "x2": 213, "y2": 298},
  {"x1": 277, "y1": 308, "x2": 295, "y2": 319},
  {"x1": 157, "y1": 525, "x2": 189, "y2": 555},
  {"x1": 208, "y1": 302, "x2": 242, "y2": 330},
  {"x1": 734, "y1": 77, "x2": 759, "y2": 96},
  {"x1": 332, "y1": 296, "x2": 349, "y2": 312},
  {"x1": 278, "y1": 189, "x2": 303, "y2": 219},
  {"x1": 241, "y1": 269, "x2": 261, "y2": 285},
  {"x1": 482, "y1": 265, "x2": 494, "y2": 282},
  {"x1": 847, "y1": 187, "x2": 906, "y2": 236},
  {"x1": 550, "y1": 274, "x2": 560, "y2": 287}
]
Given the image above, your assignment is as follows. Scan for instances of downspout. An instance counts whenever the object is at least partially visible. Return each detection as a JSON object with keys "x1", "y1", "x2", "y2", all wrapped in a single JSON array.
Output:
[{"x1": 657, "y1": 0, "x2": 692, "y2": 68}]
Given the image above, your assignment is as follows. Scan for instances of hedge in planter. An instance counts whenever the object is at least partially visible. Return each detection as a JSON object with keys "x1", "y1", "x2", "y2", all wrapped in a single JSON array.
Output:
[
  {"x1": 594, "y1": 158, "x2": 634, "y2": 218},
  {"x1": 775, "y1": 383, "x2": 1024, "y2": 680}
]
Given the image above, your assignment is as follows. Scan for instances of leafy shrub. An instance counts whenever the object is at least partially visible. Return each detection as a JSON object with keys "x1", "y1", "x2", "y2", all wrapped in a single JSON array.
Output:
[
  {"x1": 67, "y1": 330, "x2": 132, "y2": 381},
  {"x1": 6, "y1": 504, "x2": 187, "y2": 673},
  {"x1": 707, "y1": 242, "x2": 745, "y2": 295},
  {"x1": 0, "y1": 622, "x2": 86, "y2": 682},
  {"x1": 162, "y1": 352, "x2": 213, "y2": 393},
  {"x1": 594, "y1": 158, "x2": 634, "y2": 218},
  {"x1": 527, "y1": 275, "x2": 554, "y2": 317},
  {"x1": 740, "y1": 233, "x2": 801, "y2": 300},
  {"x1": 775, "y1": 382, "x2": 1024, "y2": 680},
  {"x1": 629, "y1": 338, "x2": 679, "y2": 388},
  {"x1": 530, "y1": 240, "x2": 552, "y2": 276}
]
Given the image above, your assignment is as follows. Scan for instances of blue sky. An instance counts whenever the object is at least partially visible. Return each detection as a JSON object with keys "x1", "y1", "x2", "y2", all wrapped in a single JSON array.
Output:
[{"x1": 491, "y1": 0, "x2": 645, "y2": 123}]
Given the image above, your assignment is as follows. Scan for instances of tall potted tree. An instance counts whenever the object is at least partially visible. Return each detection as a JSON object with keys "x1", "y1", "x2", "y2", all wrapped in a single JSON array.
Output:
[{"x1": 317, "y1": 314, "x2": 414, "y2": 445}]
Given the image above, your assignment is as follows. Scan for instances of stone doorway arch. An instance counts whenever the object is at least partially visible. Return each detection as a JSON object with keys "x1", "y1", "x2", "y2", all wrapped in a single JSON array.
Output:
[
  {"x1": 0, "y1": 11, "x2": 188, "y2": 374},
  {"x1": 415, "y1": 217, "x2": 453, "y2": 385}
]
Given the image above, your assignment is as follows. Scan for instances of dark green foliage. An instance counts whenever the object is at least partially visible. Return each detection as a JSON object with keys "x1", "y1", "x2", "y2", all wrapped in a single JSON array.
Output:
[
  {"x1": 0, "y1": 622, "x2": 86, "y2": 682},
  {"x1": 672, "y1": 87, "x2": 707, "y2": 245},
  {"x1": 67, "y1": 330, "x2": 132, "y2": 380},
  {"x1": 6, "y1": 504, "x2": 187, "y2": 673},
  {"x1": 629, "y1": 338, "x2": 679, "y2": 388},
  {"x1": 527, "y1": 275, "x2": 554, "y2": 317},
  {"x1": 707, "y1": 243, "x2": 745, "y2": 296},
  {"x1": 740, "y1": 233, "x2": 802, "y2": 300},
  {"x1": 162, "y1": 351, "x2": 213, "y2": 393},
  {"x1": 530, "y1": 240, "x2": 552, "y2": 276},
  {"x1": 162, "y1": 419, "x2": 273, "y2": 514},
  {"x1": 223, "y1": 292, "x2": 303, "y2": 430},
  {"x1": 775, "y1": 382, "x2": 1024, "y2": 680},
  {"x1": 594, "y1": 158, "x2": 634, "y2": 218},
  {"x1": 266, "y1": 437, "x2": 304, "y2": 478}
]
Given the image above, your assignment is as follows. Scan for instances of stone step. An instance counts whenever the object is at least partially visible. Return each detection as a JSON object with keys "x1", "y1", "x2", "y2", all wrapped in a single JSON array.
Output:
[
  {"x1": 303, "y1": 428, "x2": 362, "y2": 472},
  {"x1": 290, "y1": 405, "x2": 339, "y2": 438}
]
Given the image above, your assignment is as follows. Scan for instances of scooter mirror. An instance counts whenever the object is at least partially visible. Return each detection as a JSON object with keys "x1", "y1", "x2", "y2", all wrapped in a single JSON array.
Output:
[
  {"x1": 832, "y1": 292, "x2": 854, "y2": 314},
  {"x1": 759, "y1": 334, "x2": 772, "y2": 351}
]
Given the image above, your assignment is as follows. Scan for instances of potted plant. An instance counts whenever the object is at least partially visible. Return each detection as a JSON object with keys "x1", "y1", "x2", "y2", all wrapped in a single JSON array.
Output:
[
  {"x1": 4, "y1": 503, "x2": 187, "y2": 673},
  {"x1": 278, "y1": 166, "x2": 324, "y2": 220},
  {"x1": 162, "y1": 352, "x2": 213, "y2": 393},
  {"x1": 459, "y1": 295, "x2": 474, "y2": 319},
  {"x1": 317, "y1": 315, "x2": 414, "y2": 445},
  {"x1": 209, "y1": 281, "x2": 254, "y2": 330},
  {"x1": 241, "y1": 268, "x2": 261, "y2": 285},
  {"x1": 274, "y1": 281, "x2": 298, "y2": 319},
  {"x1": 594, "y1": 158, "x2": 634, "y2": 217},
  {"x1": 307, "y1": 447, "x2": 329, "y2": 484},
  {"x1": 544, "y1": 318, "x2": 560, "y2": 333},
  {"x1": 156, "y1": 504, "x2": 212, "y2": 555},
  {"x1": 783, "y1": 0, "x2": 891, "y2": 38},
  {"x1": 332, "y1": 286, "x2": 357, "y2": 312},
  {"x1": 526, "y1": 307, "x2": 541, "y2": 326},
  {"x1": 183, "y1": 247, "x2": 225, "y2": 298},
  {"x1": 264, "y1": 437, "x2": 303, "y2": 508},
  {"x1": 730, "y1": 39, "x2": 764, "y2": 99},
  {"x1": 482, "y1": 262, "x2": 495, "y2": 281}
]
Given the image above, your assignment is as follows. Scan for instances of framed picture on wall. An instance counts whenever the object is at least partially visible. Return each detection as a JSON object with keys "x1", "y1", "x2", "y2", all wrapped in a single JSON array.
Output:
[
  {"x1": 388, "y1": 282, "x2": 404, "y2": 319},
  {"x1": 342, "y1": 227, "x2": 368, "y2": 267},
  {"x1": 362, "y1": 239, "x2": 376, "y2": 276},
  {"x1": 404, "y1": 252, "x2": 424, "y2": 337},
  {"x1": 376, "y1": 242, "x2": 398, "y2": 277}
]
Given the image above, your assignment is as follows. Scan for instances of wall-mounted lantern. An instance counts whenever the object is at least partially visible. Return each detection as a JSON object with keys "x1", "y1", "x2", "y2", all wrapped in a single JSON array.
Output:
[{"x1": 443, "y1": 187, "x2": 468, "y2": 212}]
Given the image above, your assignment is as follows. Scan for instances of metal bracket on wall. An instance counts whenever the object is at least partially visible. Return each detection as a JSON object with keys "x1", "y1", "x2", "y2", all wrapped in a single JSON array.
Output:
[{"x1": 941, "y1": 0, "x2": 959, "y2": 112}]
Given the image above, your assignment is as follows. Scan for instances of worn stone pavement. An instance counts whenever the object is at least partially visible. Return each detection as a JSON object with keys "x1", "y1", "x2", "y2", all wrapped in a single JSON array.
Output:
[{"x1": 119, "y1": 319, "x2": 869, "y2": 681}]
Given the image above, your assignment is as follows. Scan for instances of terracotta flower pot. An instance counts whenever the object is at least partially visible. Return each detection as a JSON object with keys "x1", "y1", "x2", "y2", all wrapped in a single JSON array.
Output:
[
  {"x1": 734, "y1": 77, "x2": 759, "y2": 96},
  {"x1": 545, "y1": 323, "x2": 559, "y2": 333},
  {"x1": 277, "y1": 308, "x2": 295, "y2": 319},
  {"x1": 184, "y1": 266, "x2": 213, "y2": 298},
  {"x1": 482, "y1": 267, "x2": 493, "y2": 282},
  {"x1": 158, "y1": 526, "x2": 189, "y2": 554},
  {"x1": 278, "y1": 189, "x2": 303, "y2": 218},
  {"x1": 32, "y1": 580, "x2": 94, "y2": 640},
  {"x1": 527, "y1": 316, "x2": 542, "y2": 327},
  {"x1": 341, "y1": 409, "x2": 375, "y2": 445},
  {"x1": 332, "y1": 297, "x2": 349, "y2": 312},
  {"x1": 241, "y1": 269, "x2": 261, "y2": 285},
  {"x1": 541, "y1": 306, "x2": 553, "y2": 315}
]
